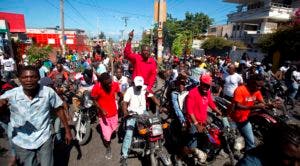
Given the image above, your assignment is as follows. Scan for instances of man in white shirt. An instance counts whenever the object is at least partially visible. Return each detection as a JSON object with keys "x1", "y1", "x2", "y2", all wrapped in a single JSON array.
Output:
[
  {"x1": 223, "y1": 64, "x2": 243, "y2": 101},
  {"x1": 120, "y1": 76, "x2": 160, "y2": 165},
  {"x1": 113, "y1": 68, "x2": 129, "y2": 94},
  {"x1": 1, "y1": 54, "x2": 16, "y2": 81}
]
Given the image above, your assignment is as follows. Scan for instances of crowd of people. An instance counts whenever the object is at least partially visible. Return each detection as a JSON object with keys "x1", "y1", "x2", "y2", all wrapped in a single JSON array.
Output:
[{"x1": 0, "y1": 29, "x2": 299, "y2": 166}]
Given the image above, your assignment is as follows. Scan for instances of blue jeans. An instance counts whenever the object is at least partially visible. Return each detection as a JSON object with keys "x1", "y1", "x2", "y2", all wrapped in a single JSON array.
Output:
[
  {"x1": 121, "y1": 111, "x2": 148, "y2": 158},
  {"x1": 236, "y1": 121, "x2": 255, "y2": 151},
  {"x1": 171, "y1": 92, "x2": 186, "y2": 124},
  {"x1": 14, "y1": 137, "x2": 53, "y2": 166},
  {"x1": 121, "y1": 118, "x2": 136, "y2": 158}
]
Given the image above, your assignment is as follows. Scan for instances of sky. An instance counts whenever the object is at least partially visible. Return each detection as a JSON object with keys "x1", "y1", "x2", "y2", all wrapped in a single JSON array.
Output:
[{"x1": 0, "y1": 0, "x2": 237, "y2": 40}]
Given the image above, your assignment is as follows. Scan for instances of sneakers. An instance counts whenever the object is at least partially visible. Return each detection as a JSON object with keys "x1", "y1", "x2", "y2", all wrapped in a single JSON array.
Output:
[
  {"x1": 120, "y1": 157, "x2": 127, "y2": 166},
  {"x1": 105, "y1": 147, "x2": 112, "y2": 160}
]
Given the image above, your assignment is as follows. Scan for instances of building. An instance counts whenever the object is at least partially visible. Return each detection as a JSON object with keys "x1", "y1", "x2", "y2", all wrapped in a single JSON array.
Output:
[
  {"x1": 223, "y1": 0, "x2": 300, "y2": 44},
  {"x1": 26, "y1": 27, "x2": 90, "y2": 52},
  {"x1": 207, "y1": 24, "x2": 234, "y2": 38},
  {"x1": 0, "y1": 12, "x2": 27, "y2": 56}
]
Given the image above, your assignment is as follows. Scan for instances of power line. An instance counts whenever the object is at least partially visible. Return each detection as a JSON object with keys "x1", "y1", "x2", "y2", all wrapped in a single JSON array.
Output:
[
  {"x1": 65, "y1": 0, "x2": 94, "y2": 27},
  {"x1": 72, "y1": 0, "x2": 151, "y2": 18},
  {"x1": 44, "y1": 0, "x2": 84, "y2": 27}
]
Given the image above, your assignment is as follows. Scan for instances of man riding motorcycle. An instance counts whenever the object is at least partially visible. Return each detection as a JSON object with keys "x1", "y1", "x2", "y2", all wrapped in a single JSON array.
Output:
[
  {"x1": 184, "y1": 74, "x2": 222, "y2": 158},
  {"x1": 120, "y1": 76, "x2": 160, "y2": 166}
]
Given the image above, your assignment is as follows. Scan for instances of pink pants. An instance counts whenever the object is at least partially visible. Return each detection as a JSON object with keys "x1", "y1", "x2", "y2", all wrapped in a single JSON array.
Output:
[{"x1": 98, "y1": 114, "x2": 118, "y2": 141}]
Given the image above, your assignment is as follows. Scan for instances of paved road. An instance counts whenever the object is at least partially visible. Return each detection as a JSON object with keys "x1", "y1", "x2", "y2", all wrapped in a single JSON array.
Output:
[{"x1": 0, "y1": 121, "x2": 230, "y2": 166}]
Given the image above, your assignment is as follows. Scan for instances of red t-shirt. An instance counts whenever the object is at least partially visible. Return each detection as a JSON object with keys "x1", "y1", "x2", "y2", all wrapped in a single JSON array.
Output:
[
  {"x1": 124, "y1": 42, "x2": 157, "y2": 91},
  {"x1": 186, "y1": 87, "x2": 217, "y2": 123},
  {"x1": 230, "y1": 85, "x2": 264, "y2": 122},
  {"x1": 91, "y1": 82, "x2": 120, "y2": 118}
]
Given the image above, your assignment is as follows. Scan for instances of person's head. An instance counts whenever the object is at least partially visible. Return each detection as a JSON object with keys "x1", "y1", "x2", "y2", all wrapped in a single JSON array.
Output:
[
  {"x1": 99, "y1": 72, "x2": 112, "y2": 92},
  {"x1": 133, "y1": 76, "x2": 144, "y2": 91},
  {"x1": 35, "y1": 60, "x2": 42, "y2": 68},
  {"x1": 176, "y1": 73, "x2": 187, "y2": 92},
  {"x1": 141, "y1": 45, "x2": 150, "y2": 60},
  {"x1": 284, "y1": 60, "x2": 291, "y2": 67},
  {"x1": 198, "y1": 74, "x2": 212, "y2": 96},
  {"x1": 246, "y1": 74, "x2": 265, "y2": 93},
  {"x1": 194, "y1": 57, "x2": 202, "y2": 67},
  {"x1": 83, "y1": 68, "x2": 93, "y2": 85},
  {"x1": 264, "y1": 124, "x2": 300, "y2": 166},
  {"x1": 56, "y1": 61, "x2": 64, "y2": 72},
  {"x1": 18, "y1": 65, "x2": 40, "y2": 92},
  {"x1": 115, "y1": 68, "x2": 123, "y2": 79},
  {"x1": 227, "y1": 64, "x2": 236, "y2": 75}
]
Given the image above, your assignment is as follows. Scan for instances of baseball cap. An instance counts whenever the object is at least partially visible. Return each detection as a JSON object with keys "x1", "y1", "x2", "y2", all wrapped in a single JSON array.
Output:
[
  {"x1": 200, "y1": 74, "x2": 212, "y2": 86},
  {"x1": 134, "y1": 76, "x2": 144, "y2": 87}
]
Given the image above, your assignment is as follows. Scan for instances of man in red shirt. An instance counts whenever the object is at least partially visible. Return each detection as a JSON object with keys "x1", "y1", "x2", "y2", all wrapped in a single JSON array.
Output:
[
  {"x1": 124, "y1": 30, "x2": 157, "y2": 92},
  {"x1": 185, "y1": 74, "x2": 222, "y2": 149},
  {"x1": 91, "y1": 72, "x2": 121, "y2": 160},
  {"x1": 231, "y1": 74, "x2": 266, "y2": 151}
]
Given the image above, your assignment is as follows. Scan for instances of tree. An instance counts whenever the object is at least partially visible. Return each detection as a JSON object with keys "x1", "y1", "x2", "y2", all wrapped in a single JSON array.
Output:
[
  {"x1": 163, "y1": 13, "x2": 213, "y2": 52},
  {"x1": 257, "y1": 25, "x2": 300, "y2": 62},
  {"x1": 140, "y1": 31, "x2": 151, "y2": 46},
  {"x1": 171, "y1": 31, "x2": 193, "y2": 56},
  {"x1": 26, "y1": 45, "x2": 52, "y2": 64},
  {"x1": 98, "y1": 31, "x2": 106, "y2": 39},
  {"x1": 202, "y1": 36, "x2": 245, "y2": 56}
]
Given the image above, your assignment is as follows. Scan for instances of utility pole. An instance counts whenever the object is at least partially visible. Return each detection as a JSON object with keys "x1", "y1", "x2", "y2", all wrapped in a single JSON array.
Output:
[
  {"x1": 97, "y1": 17, "x2": 99, "y2": 42},
  {"x1": 154, "y1": 0, "x2": 166, "y2": 64},
  {"x1": 121, "y1": 17, "x2": 129, "y2": 27},
  {"x1": 60, "y1": 0, "x2": 65, "y2": 57}
]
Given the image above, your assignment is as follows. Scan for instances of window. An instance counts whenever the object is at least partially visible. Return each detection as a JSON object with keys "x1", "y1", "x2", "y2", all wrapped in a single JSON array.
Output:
[{"x1": 244, "y1": 25, "x2": 258, "y2": 31}]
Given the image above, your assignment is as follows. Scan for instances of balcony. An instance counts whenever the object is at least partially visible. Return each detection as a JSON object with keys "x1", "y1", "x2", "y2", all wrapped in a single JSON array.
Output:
[{"x1": 227, "y1": 3, "x2": 293, "y2": 22}]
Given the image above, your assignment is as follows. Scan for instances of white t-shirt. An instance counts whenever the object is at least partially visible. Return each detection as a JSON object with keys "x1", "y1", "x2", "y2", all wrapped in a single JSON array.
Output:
[
  {"x1": 123, "y1": 85, "x2": 153, "y2": 115},
  {"x1": 1, "y1": 58, "x2": 15, "y2": 71},
  {"x1": 280, "y1": 66, "x2": 289, "y2": 73},
  {"x1": 113, "y1": 75, "x2": 129, "y2": 93},
  {"x1": 223, "y1": 73, "x2": 243, "y2": 97},
  {"x1": 292, "y1": 71, "x2": 300, "y2": 83}
]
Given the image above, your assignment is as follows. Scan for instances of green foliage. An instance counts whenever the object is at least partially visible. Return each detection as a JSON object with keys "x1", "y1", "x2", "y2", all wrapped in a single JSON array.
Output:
[
  {"x1": 202, "y1": 36, "x2": 232, "y2": 50},
  {"x1": 201, "y1": 36, "x2": 246, "y2": 55},
  {"x1": 99, "y1": 31, "x2": 106, "y2": 39},
  {"x1": 26, "y1": 45, "x2": 52, "y2": 64},
  {"x1": 163, "y1": 13, "x2": 213, "y2": 51},
  {"x1": 257, "y1": 25, "x2": 300, "y2": 61},
  {"x1": 171, "y1": 31, "x2": 193, "y2": 56},
  {"x1": 140, "y1": 31, "x2": 151, "y2": 46}
]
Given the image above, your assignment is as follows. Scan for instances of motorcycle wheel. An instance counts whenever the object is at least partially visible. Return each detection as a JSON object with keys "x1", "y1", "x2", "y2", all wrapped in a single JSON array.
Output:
[
  {"x1": 158, "y1": 146, "x2": 172, "y2": 166},
  {"x1": 76, "y1": 119, "x2": 92, "y2": 145},
  {"x1": 150, "y1": 153, "x2": 158, "y2": 166}
]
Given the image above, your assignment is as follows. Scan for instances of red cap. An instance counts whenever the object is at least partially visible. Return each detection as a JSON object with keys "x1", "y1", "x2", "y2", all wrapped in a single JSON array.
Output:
[{"x1": 200, "y1": 74, "x2": 212, "y2": 85}]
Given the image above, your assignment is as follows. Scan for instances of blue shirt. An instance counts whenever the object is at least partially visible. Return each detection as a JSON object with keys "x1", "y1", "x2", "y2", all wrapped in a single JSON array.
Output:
[{"x1": 0, "y1": 86, "x2": 63, "y2": 149}]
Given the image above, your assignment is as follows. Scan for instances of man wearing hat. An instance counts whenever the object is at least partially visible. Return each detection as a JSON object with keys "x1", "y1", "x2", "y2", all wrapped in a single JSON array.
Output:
[
  {"x1": 190, "y1": 57, "x2": 207, "y2": 83},
  {"x1": 120, "y1": 76, "x2": 160, "y2": 165},
  {"x1": 185, "y1": 74, "x2": 222, "y2": 149}
]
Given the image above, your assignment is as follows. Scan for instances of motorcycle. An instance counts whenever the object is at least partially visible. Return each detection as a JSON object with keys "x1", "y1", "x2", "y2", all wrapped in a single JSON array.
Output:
[
  {"x1": 71, "y1": 90, "x2": 97, "y2": 145},
  {"x1": 124, "y1": 111, "x2": 172, "y2": 166},
  {"x1": 248, "y1": 98, "x2": 290, "y2": 145},
  {"x1": 189, "y1": 110, "x2": 245, "y2": 166}
]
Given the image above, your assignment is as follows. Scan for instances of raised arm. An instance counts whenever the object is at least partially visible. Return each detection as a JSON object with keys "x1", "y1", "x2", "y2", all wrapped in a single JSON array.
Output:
[{"x1": 124, "y1": 30, "x2": 137, "y2": 63}]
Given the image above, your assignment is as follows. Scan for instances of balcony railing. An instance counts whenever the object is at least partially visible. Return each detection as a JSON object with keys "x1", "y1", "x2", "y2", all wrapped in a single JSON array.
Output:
[{"x1": 228, "y1": 3, "x2": 293, "y2": 22}]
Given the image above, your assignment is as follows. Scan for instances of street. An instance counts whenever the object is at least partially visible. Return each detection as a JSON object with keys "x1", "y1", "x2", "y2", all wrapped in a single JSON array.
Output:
[{"x1": 0, "y1": 122, "x2": 230, "y2": 166}]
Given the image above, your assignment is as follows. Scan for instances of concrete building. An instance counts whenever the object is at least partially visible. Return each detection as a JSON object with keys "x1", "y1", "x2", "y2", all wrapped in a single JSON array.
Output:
[
  {"x1": 207, "y1": 24, "x2": 234, "y2": 38},
  {"x1": 223, "y1": 0, "x2": 300, "y2": 44},
  {"x1": 26, "y1": 27, "x2": 90, "y2": 52}
]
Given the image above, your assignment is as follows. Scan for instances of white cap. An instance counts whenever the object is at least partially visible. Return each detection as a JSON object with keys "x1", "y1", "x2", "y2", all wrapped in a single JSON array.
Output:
[{"x1": 134, "y1": 76, "x2": 144, "y2": 87}]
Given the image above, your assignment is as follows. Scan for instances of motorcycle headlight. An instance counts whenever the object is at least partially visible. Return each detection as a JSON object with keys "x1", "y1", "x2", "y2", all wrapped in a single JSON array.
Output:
[{"x1": 84, "y1": 100, "x2": 93, "y2": 108}]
